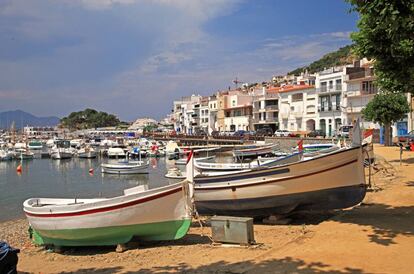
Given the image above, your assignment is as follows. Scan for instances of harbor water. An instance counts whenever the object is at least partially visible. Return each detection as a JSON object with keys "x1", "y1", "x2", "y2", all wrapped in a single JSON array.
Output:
[{"x1": 0, "y1": 155, "x2": 178, "y2": 222}]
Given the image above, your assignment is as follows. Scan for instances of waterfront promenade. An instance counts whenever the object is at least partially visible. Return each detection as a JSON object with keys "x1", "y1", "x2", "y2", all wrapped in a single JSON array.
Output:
[{"x1": 1, "y1": 144, "x2": 413, "y2": 273}]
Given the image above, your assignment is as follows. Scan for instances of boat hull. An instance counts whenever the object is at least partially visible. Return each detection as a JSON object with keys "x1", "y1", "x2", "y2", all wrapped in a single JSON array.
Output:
[
  {"x1": 31, "y1": 219, "x2": 191, "y2": 246},
  {"x1": 233, "y1": 144, "x2": 276, "y2": 158},
  {"x1": 196, "y1": 185, "x2": 366, "y2": 217},
  {"x1": 101, "y1": 163, "x2": 149, "y2": 174},
  {"x1": 51, "y1": 151, "x2": 72, "y2": 160},
  {"x1": 195, "y1": 146, "x2": 366, "y2": 217},
  {"x1": 78, "y1": 151, "x2": 97, "y2": 159}
]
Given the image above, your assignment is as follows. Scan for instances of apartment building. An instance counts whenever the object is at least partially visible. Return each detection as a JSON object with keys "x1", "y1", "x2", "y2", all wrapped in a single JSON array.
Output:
[
  {"x1": 208, "y1": 95, "x2": 218, "y2": 134},
  {"x1": 276, "y1": 84, "x2": 317, "y2": 132},
  {"x1": 172, "y1": 94, "x2": 202, "y2": 134},
  {"x1": 252, "y1": 87, "x2": 279, "y2": 131},
  {"x1": 344, "y1": 60, "x2": 378, "y2": 129},
  {"x1": 221, "y1": 90, "x2": 253, "y2": 132}
]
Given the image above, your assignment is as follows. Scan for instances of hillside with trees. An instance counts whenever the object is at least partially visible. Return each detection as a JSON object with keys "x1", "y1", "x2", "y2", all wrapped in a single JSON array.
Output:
[
  {"x1": 60, "y1": 108, "x2": 120, "y2": 130},
  {"x1": 288, "y1": 45, "x2": 355, "y2": 75}
]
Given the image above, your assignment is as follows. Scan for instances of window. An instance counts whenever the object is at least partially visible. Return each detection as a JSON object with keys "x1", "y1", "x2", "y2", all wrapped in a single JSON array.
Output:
[
  {"x1": 320, "y1": 82, "x2": 327, "y2": 92},
  {"x1": 329, "y1": 80, "x2": 333, "y2": 90},
  {"x1": 292, "y1": 93, "x2": 303, "y2": 102},
  {"x1": 362, "y1": 81, "x2": 377, "y2": 94},
  {"x1": 320, "y1": 96, "x2": 331, "y2": 112},
  {"x1": 232, "y1": 100, "x2": 236, "y2": 107},
  {"x1": 336, "y1": 79, "x2": 342, "y2": 91},
  {"x1": 335, "y1": 95, "x2": 341, "y2": 110}
]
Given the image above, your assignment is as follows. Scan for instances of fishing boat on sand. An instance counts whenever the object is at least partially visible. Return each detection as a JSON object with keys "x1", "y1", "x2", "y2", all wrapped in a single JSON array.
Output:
[
  {"x1": 23, "y1": 181, "x2": 193, "y2": 247},
  {"x1": 194, "y1": 144, "x2": 367, "y2": 217}
]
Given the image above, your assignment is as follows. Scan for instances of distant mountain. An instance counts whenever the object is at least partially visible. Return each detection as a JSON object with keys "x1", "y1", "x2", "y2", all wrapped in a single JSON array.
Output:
[
  {"x1": 0, "y1": 110, "x2": 60, "y2": 129},
  {"x1": 288, "y1": 44, "x2": 356, "y2": 75}
]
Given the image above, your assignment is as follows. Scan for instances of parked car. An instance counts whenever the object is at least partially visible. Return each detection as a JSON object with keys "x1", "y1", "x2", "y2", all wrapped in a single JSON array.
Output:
[
  {"x1": 336, "y1": 125, "x2": 354, "y2": 138},
  {"x1": 211, "y1": 130, "x2": 220, "y2": 137},
  {"x1": 308, "y1": 130, "x2": 326, "y2": 138},
  {"x1": 274, "y1": 129, "x2": 290, "y2": 137},
  {"x1": 256, "y1": 127, "x2": 274, "y2": 136},
  {"x1": 233, "y1": 130, "x2": 247, "y2": 137}
]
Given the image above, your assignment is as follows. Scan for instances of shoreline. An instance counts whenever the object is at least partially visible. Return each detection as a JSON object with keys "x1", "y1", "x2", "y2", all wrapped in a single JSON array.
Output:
[{"x1": 2, "y1": 145, "x2": 413, "y2": 273}]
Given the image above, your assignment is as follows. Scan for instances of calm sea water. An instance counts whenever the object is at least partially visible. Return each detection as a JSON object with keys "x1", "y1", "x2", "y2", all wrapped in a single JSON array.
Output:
[{"x1": 0, "y1": 155, "x2": 179, "y2": 222}]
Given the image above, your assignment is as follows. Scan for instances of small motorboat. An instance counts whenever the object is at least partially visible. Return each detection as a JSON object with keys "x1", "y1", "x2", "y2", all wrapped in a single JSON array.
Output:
[
  {"x1": 18, "y1": 150, "x2": 35, "y2": 160},
  {"x1": 107, "y1": 147, "x2": 126, "y2": 158},
  {"x1": 175, "y1": 155, "x2": 216, "y2": 166},
  {"x1": 77, "y1": 146, "x2": 97, "y2": 159},
  {"x1": 195, "y1": 152, "x2": 302, "y2": 172},
  {"x1": 232, "y1": 144, "x2": 278, "y2": 158},
  {"x1": 50, "y1": 140, "x2": 73, "y2": 160},
  {"x1": 0, "y1": 149, "x2": 13, "y2": 161},
  {"x1": 101, "y1": 160, "x2": 149, "y2": 174},
  {"x1": 28, "y1": 140, "x2": 43, "y2": 150},
  {"x1": 165, "y1": 168, "x2": 186, "y2": 179}
]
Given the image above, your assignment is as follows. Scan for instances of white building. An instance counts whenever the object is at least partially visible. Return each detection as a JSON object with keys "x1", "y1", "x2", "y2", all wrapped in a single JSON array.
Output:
[
  {"x1": 223, "y1": 91, "x2": 253, "y2": 132},
  {"x1": 276, "y1": 84, "x2": 317, "y2": 132},
  {"x1": 208, "y1": 95, "x2": 218, "y2": 134}
]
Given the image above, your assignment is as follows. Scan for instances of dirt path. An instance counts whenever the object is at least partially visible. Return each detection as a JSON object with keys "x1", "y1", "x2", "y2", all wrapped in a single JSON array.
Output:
[{"x1": 2, "y1": 145, "x2": 413, "y2": 273}]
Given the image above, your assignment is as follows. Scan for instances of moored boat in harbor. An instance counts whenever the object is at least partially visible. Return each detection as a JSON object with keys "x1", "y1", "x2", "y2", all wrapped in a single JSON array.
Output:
[
  {"x1": 101, "y1": 160, "x2": 149, "y2": 174},
  {"x1": 77, "y1": 146, "x2": 97, "y2": 159},
  {"x1": 232, "y1": 143, "x2": 277, "y2": 158}
]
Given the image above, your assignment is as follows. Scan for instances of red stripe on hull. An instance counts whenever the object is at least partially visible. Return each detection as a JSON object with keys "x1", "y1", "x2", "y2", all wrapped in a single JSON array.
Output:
[{"x1": 25, "y1": 186, "x2": 182, "y2": 218}]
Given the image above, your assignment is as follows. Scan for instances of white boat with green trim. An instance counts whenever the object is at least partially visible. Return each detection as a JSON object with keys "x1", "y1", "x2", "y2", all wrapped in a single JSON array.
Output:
[{"x1": 23, "y1": 181, "x2": 193, "y2": 247}]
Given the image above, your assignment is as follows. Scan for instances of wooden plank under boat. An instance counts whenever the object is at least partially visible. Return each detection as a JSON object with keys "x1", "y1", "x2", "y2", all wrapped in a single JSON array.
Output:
[
  {"x1": 194, "y1": 145, "x2": 367, "y2": 217},
  {"x1": 23, "y1": 182, "x2": 192, "y2": 247}
]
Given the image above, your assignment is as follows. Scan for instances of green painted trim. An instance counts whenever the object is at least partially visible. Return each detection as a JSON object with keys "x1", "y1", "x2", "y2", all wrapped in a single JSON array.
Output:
[{"x1": 31, "y1": 218, "x2": 191, "y2": 246}]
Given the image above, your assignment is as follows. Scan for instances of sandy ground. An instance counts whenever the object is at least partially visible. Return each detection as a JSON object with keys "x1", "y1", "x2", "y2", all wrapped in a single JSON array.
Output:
[{"x1": 1, "y1": 144, "x2": 413, "y2": 273}]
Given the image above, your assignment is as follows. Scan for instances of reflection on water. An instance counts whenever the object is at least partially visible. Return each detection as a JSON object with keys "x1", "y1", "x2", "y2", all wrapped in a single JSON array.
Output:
[{"x1": 0, "y1": 156, "x2": 174, "y2": 222}]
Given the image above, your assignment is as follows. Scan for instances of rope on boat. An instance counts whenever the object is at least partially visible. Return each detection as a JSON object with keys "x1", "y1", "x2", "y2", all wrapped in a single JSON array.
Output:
[{"x1": 363, "y1": 147, "x2": 372, "y2": 188}]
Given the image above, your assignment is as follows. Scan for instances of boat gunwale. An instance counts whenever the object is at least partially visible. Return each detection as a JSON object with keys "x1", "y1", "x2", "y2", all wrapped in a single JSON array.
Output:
[
  {"x1": 195, "y1": 145, "x2": 363, "y2": 183},
  {"x1": 24, "y1": 182, "x2": 186, "y2": 218}
]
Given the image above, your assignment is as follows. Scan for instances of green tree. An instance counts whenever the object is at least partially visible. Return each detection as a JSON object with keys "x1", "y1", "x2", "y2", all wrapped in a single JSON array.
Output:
[
  {"x1": 362, "y1": 92, "x2": 410, "y2": 146},
  {"x1": 60, "y1": 109, "x2": 120, "y2": 130},
  {"x1": 347, "y1": 0, "x2": 414, "y2": 94}
]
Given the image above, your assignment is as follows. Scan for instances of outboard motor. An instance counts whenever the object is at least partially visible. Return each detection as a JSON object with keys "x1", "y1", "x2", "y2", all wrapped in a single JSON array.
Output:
[{"x1": 0, "y1": 241, "x2": 20, "y2": 274}]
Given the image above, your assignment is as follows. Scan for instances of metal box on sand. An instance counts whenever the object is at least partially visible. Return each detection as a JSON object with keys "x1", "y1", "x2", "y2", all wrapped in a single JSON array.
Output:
[{"x1": 211, "y1": 216, "x2": 255, "y2": 245}]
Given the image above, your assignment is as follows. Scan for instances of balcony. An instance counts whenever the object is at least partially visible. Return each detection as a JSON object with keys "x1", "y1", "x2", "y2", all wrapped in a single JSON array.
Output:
[
  {"x1": 280, "y1": 113, "x2": 289, "y2": 119},
  {"x1": 347, "y1": 69, "x2": 375, "y2": 81},
  {"x1": 346, "y1": 89, "x2": 377, "y2": 97},
  {"x1": 345, "y1": 106, "x2": 364, "y2": 113},
  {"x1": 292, "y1": 112, "x2": 303, "y2": 118},
  {"x1": 265, "y1": 105, "x2": 279, "y2": 111},
  {"x1": 253, "y1": 93, "x2": 279, "y2": 102},
  {"x1": 318, "y1": 85, "x2": 342, "y2": 94}
]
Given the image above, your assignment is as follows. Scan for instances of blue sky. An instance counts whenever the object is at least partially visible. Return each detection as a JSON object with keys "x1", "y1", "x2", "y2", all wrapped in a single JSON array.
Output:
[{"x1": 0, "y1": 0, "x2": 357, "y2": 121}]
